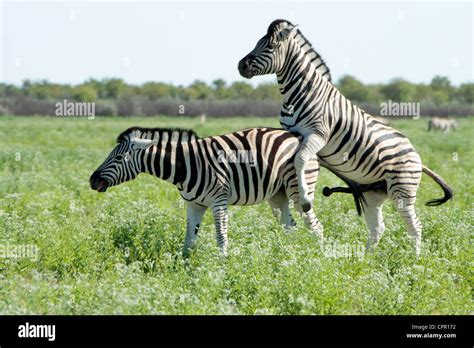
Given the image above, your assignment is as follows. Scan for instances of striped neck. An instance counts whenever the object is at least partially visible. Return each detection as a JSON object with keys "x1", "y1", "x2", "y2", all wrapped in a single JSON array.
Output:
[
  {"x1": 139, "y1": 128, "x2": 197, "y2": 186},
  {"x1": 277, "y1": 31, "x2": 331, "y2": 98}
]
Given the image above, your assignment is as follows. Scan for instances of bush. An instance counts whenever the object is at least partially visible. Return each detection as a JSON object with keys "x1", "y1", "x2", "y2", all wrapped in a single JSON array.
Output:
[
  {"x1": 72, "y1": 85, "x2": 98, "y2": 102},
  {"x1": 381, "y1": 78, "x2": 417, "y2": 102},
  {"x1": 338, "y1": 75, "x2": 370, "y2": 103},
  {"x1": 95, "y1": 101, "x2": 117, "y2": 116}
]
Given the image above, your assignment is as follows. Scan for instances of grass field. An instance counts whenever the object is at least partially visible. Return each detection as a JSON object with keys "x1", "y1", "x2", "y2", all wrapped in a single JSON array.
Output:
[{"x1": 0, "y1": 115, "x2": 472, "y2": 315}]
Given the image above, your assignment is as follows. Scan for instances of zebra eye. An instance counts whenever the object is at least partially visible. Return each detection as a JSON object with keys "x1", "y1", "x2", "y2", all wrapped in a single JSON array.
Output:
[
  {"x1": 115, "y1": 152, "x2": 132, "y2": 161},
  {"x1": 268, "y1": 41, "x2": 279, "y2": 50}
]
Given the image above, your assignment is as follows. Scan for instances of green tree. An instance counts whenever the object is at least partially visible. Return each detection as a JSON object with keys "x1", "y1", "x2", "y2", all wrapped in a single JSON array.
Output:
[
  {"x1": 72, "y1": 85, "x2": 98, "y2": 102},
  {"x1": 337, "y1": 75, "x2": 369, "y2": 102},
  {"x1": 212, "y1": 79, "x2": 226, "y2": 90},
  {"x1": 254, "y1": 83, "x2": 281, "y2": 101},
  {"x1": 380, "y1": 78, "x2": 417, "y2": 102},
  {"x1": 430, "y1": 76, "x2": 453, "y2": 92},
  {"x1": 142, "y1": 82, "x2": 175, "y2": 100},
  {"x1": 20, "y1": 80, "x2": 67, "y2": 100},
  {"x1": 104, "y1": 78, "x2": 126, "y2": 99},
  {"x1": 0, "y1": 83, "x2": 22, "y2": 97},
  {"x1": 365, "y1": 84, "x2": 385, "y2": 103},
  {"x1": 413, "y1": 83, "x2": 432, "y2": 103},
  {"x1": 456, "y1": 83, "x2": 474, "y2": 104},
  {"x1": 429, "y1": 76, "x2": 453, "y2": 105},
  {"x1": 212, "y1": 79, "x2": 230, "y2": 99},
  {"x1": 188, "y1": 80, "x2": 213, "y2": 100},
  {"x1": 229, "y1": 81, "x2": 254, "y2": 99}
]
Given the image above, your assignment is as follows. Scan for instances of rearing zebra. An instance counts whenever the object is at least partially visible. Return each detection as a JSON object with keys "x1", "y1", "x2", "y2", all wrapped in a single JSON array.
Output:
[
  {"x1": 90, "y1": 127, "x2": 322, "y2": 256},
  {"x1": 238, "y1": 19, "x2": 453, "y2": 254}
]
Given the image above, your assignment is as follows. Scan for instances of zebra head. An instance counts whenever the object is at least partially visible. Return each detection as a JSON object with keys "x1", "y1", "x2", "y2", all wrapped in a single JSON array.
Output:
[
  {"x1": 90, "y1": 128, "x2": 157, "y2": 192},
  {"x1": 238, "y1": 19, "x2": 298, "y2": 79},
  {"x1": 238, "y1": 19, "x2": 331, "y2": 82}
]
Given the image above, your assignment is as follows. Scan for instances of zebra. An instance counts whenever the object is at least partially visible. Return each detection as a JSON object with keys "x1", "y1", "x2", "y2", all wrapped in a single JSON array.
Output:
[
  {"x1": 428, "y1": 117, "x2": 458, "y2": 133},
  {"x1": 238, "y1": 19, "x2": 453, "y2": 255},
  {"x1": 373, "y1": 116, "x2": 391, "y2": 126},
  {"x1": 90, "y1": 127, "x2": 323, "y2": 256}
]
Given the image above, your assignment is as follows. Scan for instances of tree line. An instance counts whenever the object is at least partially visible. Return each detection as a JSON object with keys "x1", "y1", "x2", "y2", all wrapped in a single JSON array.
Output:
[
  {"x1": 0, "y1": 76, "x2": 472, "y2": 117},
  {"x1": 0, "y1": 76, "x2": 472, "y2": 104}
]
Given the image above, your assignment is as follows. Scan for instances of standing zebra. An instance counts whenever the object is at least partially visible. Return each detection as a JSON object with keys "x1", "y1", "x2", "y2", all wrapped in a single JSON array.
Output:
[
  {"x1": 428, "y1": 118, "x2": 458, "y2": 133},
  {"x1": 238, "y1": 19, "x2": 453, "y2": 254},
  {"x1": 90, "y1": 127, "x2": 322, "y2": 256}
]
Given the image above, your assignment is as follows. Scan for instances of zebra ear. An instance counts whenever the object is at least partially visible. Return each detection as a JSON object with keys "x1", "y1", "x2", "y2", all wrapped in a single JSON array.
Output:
[
  {"x1": 277, "y1": 25, "x2": 298, "y2": 42},
  {"x1": 131, "y1": 138, "x2": 158, "y2": 150}
]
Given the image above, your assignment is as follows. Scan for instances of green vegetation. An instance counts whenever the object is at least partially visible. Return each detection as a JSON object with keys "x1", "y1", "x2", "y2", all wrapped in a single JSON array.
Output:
[
  {"x1": 1, "y1": 76, "x2": 472, "y2": 103},
  {"x1": 0, "y1": 115, "x2": 472, "y2": 314},
  {"x1": 1, "y1": 76, "x2": 471, "y2": 117}
]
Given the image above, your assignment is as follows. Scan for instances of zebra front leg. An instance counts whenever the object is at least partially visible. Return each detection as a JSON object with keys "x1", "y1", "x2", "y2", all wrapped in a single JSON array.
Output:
[
  {"x1": 292, "y1": 196, "x2": 324, "y2": 241},
  {"x1": 183, "y1": 203, "x2": 207, "y2": 257},
  {"x1": 268, "y1": 194, "x2": 296, "y2": 233},
  {"x1": 295, "y1": 134, "x2": 326, "y2": 212},
  {"x1": 211, "y1": 203, "x2": 229, "y2": 256}
]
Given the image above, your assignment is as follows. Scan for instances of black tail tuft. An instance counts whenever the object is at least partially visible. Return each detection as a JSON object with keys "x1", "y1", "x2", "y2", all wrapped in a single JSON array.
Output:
[
  {"x1": 422, "y1": 166, "x2": 453, "y2": 206},
  {"x1": 425, "y1": 186, "x2": 453, "y2": 206}
]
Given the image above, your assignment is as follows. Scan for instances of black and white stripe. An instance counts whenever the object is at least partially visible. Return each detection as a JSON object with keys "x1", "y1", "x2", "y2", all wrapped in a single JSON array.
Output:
[
  {"x1": 90, "y1": 127, "x2": 322, "y2": 255},
  {"x1": 238, "y1": 19, "x2": 453, "y2": 254}
]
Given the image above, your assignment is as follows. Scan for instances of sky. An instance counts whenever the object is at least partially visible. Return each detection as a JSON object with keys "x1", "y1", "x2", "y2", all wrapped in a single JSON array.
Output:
[{"x1": 0, "y1": 0, "x2": 472, "y2": 86}]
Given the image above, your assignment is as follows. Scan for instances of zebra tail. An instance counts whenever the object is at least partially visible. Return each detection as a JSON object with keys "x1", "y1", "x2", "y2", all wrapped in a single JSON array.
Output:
[{"x1": 422, "y1": 165, "x2": 453, "y2": 206}]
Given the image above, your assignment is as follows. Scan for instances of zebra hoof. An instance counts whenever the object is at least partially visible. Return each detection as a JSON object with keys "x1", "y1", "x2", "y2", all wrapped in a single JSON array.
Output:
[{"x1": 301, "y1": 202, "x2": 312, "y2": 213}]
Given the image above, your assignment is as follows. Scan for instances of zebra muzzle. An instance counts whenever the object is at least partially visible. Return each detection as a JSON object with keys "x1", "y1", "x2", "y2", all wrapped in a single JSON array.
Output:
[
  {"x1": 95, "y1": 180, "x2": 108, "y2": 192},
  {"x1": 90, "y1": 171, "x2": 109, "y2": 192},
  {"x1": 238, "y1": 58, "x2": 256, "y2": 79}
]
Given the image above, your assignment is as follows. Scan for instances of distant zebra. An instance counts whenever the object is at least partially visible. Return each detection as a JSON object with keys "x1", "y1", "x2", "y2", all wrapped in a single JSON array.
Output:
[
  {"x1": 428, "y1": 118, "x2": 458, "y2": 133},
  {"x1": 238, "y1": 19, "x2": 453, "y2": 254},
  {"x1": 90, "y1": 127, "x2": 322, "y2": 256}
]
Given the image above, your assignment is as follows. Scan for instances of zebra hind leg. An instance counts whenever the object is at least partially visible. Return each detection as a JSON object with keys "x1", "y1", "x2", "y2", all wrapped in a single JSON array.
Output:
[
  {"x1": 301, "y1": 209, "x2": 323, "y2": 242},
  {"x1": 362, "y1": 190, "x2": 388, "y2": 252},
  {"x1": 390, "y1": 187, "x2": 422, "y2": 256}
]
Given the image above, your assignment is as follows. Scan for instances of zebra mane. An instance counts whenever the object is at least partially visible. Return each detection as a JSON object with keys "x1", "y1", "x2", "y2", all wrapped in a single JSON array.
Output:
[
  {"x1": 268, "y1": 19, "x2": 332, "y2": 82},
  {"x1": 267, "y1": 19, "x2": 292, "y2": 35},
  {"x1": 117, "y1": 127, "x2": 199, "y2": 143}
]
